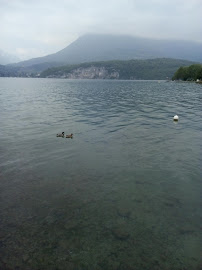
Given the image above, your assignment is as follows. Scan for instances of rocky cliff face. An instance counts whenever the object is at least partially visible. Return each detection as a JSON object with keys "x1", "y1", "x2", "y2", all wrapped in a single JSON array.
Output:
[{"x1": 47, "y1": 66, "x2": 119, "y2": 79}]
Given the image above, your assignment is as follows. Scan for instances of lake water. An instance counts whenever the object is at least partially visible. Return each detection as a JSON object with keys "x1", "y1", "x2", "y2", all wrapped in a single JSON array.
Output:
[{"x1": 0, "y1": 78, "x2": 201, "y2": 270}]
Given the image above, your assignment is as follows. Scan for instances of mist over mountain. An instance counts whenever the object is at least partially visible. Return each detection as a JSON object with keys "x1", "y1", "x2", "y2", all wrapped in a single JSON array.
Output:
[
  {"x1": 0, "y1": 49, "x2": 20, "y2": 64},
  {"x1": 12, "y1": 34, "x2": 202, "y2": 69}
]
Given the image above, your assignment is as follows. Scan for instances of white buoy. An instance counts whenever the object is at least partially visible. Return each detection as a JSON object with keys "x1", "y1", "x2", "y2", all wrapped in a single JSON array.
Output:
[{"x1": 173, "y1": 115, "x2": 179, "y2": 121}]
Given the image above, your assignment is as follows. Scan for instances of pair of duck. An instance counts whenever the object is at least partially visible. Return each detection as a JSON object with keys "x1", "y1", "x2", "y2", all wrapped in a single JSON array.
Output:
[{"x1": 56, "y1": 132, "x2": 73, "y2": 138}]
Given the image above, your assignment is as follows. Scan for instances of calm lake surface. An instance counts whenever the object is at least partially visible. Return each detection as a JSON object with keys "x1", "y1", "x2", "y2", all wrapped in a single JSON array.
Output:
[{"x1": 0, "y1": 78, "x2": 201, "y2": 270}]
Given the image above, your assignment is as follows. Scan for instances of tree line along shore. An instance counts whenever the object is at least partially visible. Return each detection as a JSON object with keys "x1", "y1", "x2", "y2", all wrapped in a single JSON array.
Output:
[{"x1": 172, "y1": 64, "x2": 202, "y2": 82}]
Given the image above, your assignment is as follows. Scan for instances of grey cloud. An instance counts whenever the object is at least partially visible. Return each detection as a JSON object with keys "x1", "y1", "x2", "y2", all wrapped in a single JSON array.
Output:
[{"x1": 1, "y1": 0, "x2": 201, "y2": 60}]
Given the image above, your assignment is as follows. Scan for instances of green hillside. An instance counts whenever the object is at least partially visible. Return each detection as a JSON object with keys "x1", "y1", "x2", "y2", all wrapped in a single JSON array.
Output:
[{"x1": 40, "y1": 58, "x2": 196, "y2": 80}]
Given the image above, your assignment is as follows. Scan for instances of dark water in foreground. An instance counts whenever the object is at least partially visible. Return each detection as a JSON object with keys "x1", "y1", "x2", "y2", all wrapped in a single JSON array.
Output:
[{"x1": 0, "y1": 78, "x2": 201, "y2": 270}]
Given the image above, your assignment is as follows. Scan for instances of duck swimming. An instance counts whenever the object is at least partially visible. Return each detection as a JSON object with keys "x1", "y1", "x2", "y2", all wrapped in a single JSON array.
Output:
[
  {"x1": 56, "y1": 132, "x2": 65, "y2": 137},
  {"x1": 66, "y1": 133, "x2": 73, "y2": 138}
]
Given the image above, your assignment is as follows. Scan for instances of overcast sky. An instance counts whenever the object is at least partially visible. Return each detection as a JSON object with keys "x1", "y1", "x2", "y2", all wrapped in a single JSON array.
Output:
[{"x1": 1, "y1": 0, "x2": 202, "y2": 60}]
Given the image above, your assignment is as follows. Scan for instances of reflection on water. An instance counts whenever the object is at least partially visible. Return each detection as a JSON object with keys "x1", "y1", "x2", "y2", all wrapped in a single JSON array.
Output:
[{"x1": 0, "y1": 78, "x2": 201, "y2": 270}]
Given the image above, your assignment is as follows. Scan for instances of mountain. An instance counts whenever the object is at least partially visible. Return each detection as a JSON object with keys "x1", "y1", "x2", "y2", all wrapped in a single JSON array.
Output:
[
  {"x1": 40, "y1": 58, "x2": 195, "y2": 80},
  {"x1": 0, "y1": 62, "x2": 60, "y2": 77},
  {"x1": 0, "y1": 49, "x2": 20, "y2": 64},
  {"x1": 12, "y1": 34, "x2": 202, "y2": 69},
  {"x1": 1, "y1": 58, "x2": 196, "y2": 79},
  {"x1": 0, "y1": 64, "x2": 21, "y2": 77}
]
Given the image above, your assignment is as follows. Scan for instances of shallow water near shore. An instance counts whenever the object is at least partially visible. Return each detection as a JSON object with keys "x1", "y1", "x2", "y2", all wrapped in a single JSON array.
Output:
[{"x1": 0, "y1": 78, "x2": 201, "y2": 270}]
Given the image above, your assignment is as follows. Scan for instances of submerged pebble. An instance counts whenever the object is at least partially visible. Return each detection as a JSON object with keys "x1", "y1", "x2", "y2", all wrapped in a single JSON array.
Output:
[
  {"x1": 112, "y1": 226, "x2": 130, "y2": 240},
  {"x1": 117, "y1": 206, "x2": 131, "y2": 218}
]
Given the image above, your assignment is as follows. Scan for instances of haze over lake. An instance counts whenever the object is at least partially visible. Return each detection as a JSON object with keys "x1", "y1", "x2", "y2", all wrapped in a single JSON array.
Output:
[{"x1": 0, "y1": 78, "x2": 201, "y2": 270}]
